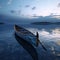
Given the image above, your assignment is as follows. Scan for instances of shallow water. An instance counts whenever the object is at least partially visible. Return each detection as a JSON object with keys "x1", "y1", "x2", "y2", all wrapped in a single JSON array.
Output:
[{"x1": 0, "y1": 24, "x2": 60, "y2": 60}]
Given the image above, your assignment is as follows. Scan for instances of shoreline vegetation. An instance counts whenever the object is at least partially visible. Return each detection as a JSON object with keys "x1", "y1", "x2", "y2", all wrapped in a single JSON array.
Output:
[{"x1": 32, "y1": 22, "x2": 60, "y2": 25}]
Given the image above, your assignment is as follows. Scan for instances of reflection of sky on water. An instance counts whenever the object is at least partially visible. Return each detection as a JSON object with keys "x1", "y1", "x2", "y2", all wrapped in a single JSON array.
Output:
[
  {"x1": 28, "y1": 27, "x2": 60, "y2": 41},
  {"x1": 27, "y1": 26, "x2": 60, "y2": 58},
  {"x1": 39, "y1": 29, "x2": 60, "y2": 40},
  {"x1": 0, "y1": 24, "x2": 60, "y2": 60}
]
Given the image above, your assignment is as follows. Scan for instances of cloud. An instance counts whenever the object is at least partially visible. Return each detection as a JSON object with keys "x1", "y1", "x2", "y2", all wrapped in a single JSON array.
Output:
[
  {"x1": 49, "y1": 13, "x2": 60, "y2": 19},
  {"x1": 32, "y1": 14, "x2": 38, "y2": 17},
  {"x1": 25, "y1": 5, "x2": 30, "y2": 7},
  {"x1": 10, "y1": 10, "x2": 15, "y2": 13},
  {"x1": 32, "y1": 7, "x2": 36, "y2": 10},
  {"x1": 10, "y1": 10, "x2": 21, "y2": 15},
  {"x1": 57, "y1": 3, "x2": 60, "y2": 7},
  {"x1": 17, "y1": 10, "x2": 21, "y2": 14},
  {"x1": 8, "y1": 0, "x2": 12, "y2": 5}
]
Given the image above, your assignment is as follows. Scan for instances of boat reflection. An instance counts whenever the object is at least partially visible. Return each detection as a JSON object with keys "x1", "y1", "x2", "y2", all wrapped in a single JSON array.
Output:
[{"x1": 14, "y1": 32, "x2": 38, "y2": 60}]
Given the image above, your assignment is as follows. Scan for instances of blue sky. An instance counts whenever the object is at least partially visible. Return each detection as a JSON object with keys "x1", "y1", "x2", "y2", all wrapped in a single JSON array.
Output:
[{"x1": 0, "y1": 0, "x2": 60, "y2": 18}]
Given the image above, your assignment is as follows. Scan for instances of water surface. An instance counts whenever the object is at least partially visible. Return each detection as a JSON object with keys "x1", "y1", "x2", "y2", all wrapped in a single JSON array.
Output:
[{"x1": 0, "y1": 24, "x2": 60, "y2": 60}]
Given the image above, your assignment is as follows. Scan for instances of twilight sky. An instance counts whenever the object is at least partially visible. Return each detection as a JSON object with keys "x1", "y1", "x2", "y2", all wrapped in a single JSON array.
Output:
[{"x1": 0, "y1": 0, "x2": 60, "y2": 18}]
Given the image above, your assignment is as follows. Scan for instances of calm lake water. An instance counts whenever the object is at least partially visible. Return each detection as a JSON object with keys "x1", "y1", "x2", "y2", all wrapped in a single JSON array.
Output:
[{"x1": 0, "y1": 24, "x2": 60, "y2": 60}]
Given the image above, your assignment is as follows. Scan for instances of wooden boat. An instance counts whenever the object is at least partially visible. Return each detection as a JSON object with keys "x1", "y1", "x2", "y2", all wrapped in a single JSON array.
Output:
[
  {"x1": 14, "y1": 25, "x2": 47, "y2": 51},
  {"x1": 14, "y1": 24, "x2": 40, "y2": 47}
]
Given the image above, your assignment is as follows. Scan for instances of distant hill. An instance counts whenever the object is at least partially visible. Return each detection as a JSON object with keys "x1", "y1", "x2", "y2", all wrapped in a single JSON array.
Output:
[{"x1": 32, "y1": 22, "x2": 60, "y2": 25}]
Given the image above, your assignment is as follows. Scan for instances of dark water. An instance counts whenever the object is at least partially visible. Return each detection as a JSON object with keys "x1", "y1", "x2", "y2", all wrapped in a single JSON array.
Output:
[{"x1": 0, "y1": 24, "x2": 60, "y2": 60}]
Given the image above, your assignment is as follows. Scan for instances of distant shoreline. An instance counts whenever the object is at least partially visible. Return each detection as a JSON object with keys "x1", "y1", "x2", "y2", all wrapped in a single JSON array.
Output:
[
  {"x1": 0, "y1": 22, "x2": 4, "y2": 24},
  {"x1": 32, "y1": 22, "x2": 60, "y2": 25}
]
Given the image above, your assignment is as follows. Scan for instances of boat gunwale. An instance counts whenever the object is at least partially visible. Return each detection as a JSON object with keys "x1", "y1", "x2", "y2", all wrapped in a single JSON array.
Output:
[{"x1": 14, "y1": 25, "x2": 36, "y2": 36}]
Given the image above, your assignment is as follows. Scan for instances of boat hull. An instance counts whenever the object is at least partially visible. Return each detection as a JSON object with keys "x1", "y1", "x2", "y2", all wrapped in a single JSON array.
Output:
[{"x1": 14, "y1": 25, "x2": 37, "y2": 47}]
